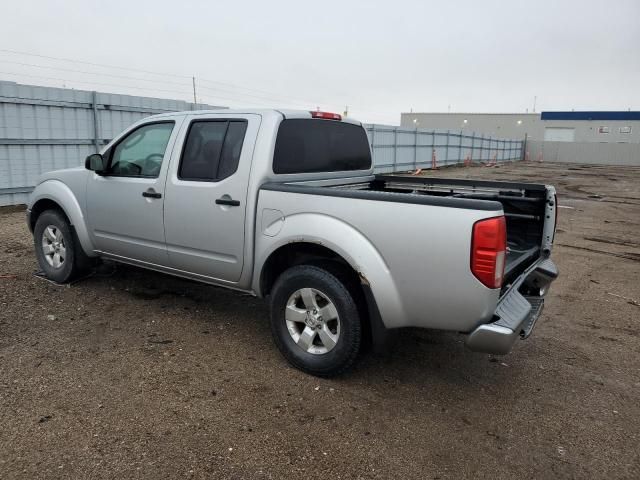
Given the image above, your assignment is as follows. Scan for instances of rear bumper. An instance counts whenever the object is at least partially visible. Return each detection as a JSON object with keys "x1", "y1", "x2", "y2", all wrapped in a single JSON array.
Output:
[{"x1": 465, "y1": 258, "x2": 558, "y2": 355}]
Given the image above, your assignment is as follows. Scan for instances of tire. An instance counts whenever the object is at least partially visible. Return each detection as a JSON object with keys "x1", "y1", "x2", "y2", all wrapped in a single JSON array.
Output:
[
  {"x1": 33, "y1": 209, "x2": 91, "y2": 283},
  {"x1": 269, "y1": 265, "x2": 362, "y2": 377}
]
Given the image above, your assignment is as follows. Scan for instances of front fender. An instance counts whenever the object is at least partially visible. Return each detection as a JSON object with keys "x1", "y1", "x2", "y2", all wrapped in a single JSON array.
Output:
[
  {"x1": 253, "y1": 212, "x2": 406, "y2": 328},
  {"x1": 29, "y1": 180, "x2": 95, "y2": 256}
]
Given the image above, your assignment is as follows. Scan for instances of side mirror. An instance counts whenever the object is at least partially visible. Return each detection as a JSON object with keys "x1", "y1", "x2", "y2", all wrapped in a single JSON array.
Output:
[{"x1": 85, "y1": 153, "x2": 106, "y2": 174}]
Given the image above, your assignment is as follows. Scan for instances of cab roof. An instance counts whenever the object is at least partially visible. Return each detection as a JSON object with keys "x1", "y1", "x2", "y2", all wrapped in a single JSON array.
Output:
[{"x1": 147, "y1": 108, "x2": 363, "y2": 126}]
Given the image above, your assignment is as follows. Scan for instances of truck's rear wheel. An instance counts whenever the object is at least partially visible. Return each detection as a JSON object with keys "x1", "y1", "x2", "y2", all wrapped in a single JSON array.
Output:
[
  {"x1": 269, "y1": 265, "x2": 362, "y2": 377},
  {"x1": 34, "y1": 210, "x2": 89, "y2": 283}
]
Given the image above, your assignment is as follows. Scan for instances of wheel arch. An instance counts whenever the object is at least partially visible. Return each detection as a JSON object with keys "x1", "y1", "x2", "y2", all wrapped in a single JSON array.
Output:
[
  {"x1": 30, "y1": 198, "x2": 70, "y2": 230},
  {"x1": 253, "y1": 213, "x2": 405, "y2": 330},
  {"x1": 29, "y1": 180, "x2": 95, "y2": 256},
  {"x1": 257, "y1": 239, "x2": 394, "y2": 352},
  {"x1": 259, "y1": 242, "x2": 358, "y2": 297}
]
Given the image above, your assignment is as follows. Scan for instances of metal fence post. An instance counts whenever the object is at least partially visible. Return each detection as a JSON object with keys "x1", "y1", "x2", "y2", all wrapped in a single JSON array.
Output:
[
  {"x1": 91, "y1": 91, "x2": 100, "y2": 153},
  {"x1": 471, "y1": 132, "x2": 475, "y2": 163},
  {"x1": 445, "y1": 130, "x2": 450, "y2": 167},
  {"x1": 393, "y1": 127, "x2": 398, "y2": 171},
  {"x1": 432, "y1": 130, "x2": 436, "y2": 168},
  {"x1": 370, "y1": 125, "x2": 376, "y2": 169},
  {"x1": 414, "y1": 127, "x2": 418, "y2": 169}
]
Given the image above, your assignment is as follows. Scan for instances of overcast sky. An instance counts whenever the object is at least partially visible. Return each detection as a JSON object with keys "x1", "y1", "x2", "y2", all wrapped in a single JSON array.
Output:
[{"x1": 1, "y1": 0, "x2": 639, "y2": 124}]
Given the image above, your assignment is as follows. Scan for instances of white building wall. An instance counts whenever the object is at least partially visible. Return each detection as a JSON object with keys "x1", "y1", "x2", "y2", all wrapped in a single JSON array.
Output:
[
  {"x1": 527, "y1": 141, "x2": 640, "y2": 166},
  {"x1": 400, "y1": 113, "x2": 640, "y2": 143}
]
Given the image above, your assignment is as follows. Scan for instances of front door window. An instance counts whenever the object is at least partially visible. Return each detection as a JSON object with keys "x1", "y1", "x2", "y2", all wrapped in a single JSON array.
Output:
[{"x1": 108, "y1": 122, "x2": 174, "y2": 177}]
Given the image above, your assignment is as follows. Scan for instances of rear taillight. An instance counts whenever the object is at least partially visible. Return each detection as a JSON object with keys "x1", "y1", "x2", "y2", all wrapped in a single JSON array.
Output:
[
  {"x1": 553, "y1": 193, "x2": 558, "y2": 238},
  {"x1": 471, "y1": 216, "x2": 507, "y2": 289},
  {"x1": 310, "y1": 111, "x2": 342, "y2": 120}
]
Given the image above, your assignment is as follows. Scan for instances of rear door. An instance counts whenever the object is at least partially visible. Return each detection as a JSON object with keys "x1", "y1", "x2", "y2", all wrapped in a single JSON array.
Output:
[
  {"x1": 163, "y1": 113, "x2": 260, "y2": 282},
  {"x1": 86, "y1": 119, "x2": 181, "y2": 265}
]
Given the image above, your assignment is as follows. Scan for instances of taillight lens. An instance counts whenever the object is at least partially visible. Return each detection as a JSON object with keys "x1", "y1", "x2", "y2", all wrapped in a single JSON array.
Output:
[
  {"x1": 471, "y1": 216, "x2": 507, "y2": 289},
  {"x1": 553, "y1": 193, "x2": 558, "y2": 239},
  {"x1": 310, "y1": 111, "x2": 342, "y2": 120}
]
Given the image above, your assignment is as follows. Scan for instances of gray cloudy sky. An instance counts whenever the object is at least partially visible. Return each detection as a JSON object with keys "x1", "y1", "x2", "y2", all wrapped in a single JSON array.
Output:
[{"x1": 2, "y1": 0, "x2": 639, "y2": 124}]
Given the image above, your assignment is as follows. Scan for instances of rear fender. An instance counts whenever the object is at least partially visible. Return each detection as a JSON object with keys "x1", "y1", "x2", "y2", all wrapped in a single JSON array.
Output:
[{"x1": 254, "y1": 213, "x2": 405, "y2": 327}]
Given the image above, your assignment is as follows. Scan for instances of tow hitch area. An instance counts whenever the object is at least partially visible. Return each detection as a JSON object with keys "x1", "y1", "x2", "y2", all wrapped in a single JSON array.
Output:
[{"x1": 465, "y1": 258, "x2": 558, "y2": 355}]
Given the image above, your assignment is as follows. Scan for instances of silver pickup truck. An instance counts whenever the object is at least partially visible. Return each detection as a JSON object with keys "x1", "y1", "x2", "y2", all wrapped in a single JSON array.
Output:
[{"x1": 27, "y1": 109, "x2": 558, "y2": 376}]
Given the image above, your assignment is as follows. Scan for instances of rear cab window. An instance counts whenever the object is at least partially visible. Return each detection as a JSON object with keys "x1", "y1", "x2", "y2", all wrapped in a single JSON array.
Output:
[{"x1": 273, "y1": 119, "x2": 372, "y2": 174}]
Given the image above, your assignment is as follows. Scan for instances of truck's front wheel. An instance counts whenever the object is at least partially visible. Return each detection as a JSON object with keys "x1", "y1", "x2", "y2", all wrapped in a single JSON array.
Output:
[
  {"x1": 269, "y1": 265, "x2": 362, "y2": 377},
  {"x1": 34, "y1": 209, "x2": 90, "y2": 283}
]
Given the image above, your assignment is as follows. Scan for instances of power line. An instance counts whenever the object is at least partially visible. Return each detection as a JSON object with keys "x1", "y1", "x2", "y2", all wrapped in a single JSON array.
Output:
[
  {"x1": 0, "y1": 59, "x2": 308, "y2": 108},
  {"x1": 0, "y1": 48, "x2": 191, "y2": 79},
  {"x1": 1, "y1": 69, "x2": 398, "y2": 123},
  {"x1": 0, "y1": 69, "x2": 298, "y2": 109},
  {"x1": 0, "y1": 48, "x2": 335, "y2": 110},
  {"x1": 198, "y1": 94, "x2": 300, "y2": 110},
  {"x1": 0, "y1": 48, "x2": 318, "y2": 106},
  {"x1": 0, "y1": 51, "x2": 319, "y2": 109},
  {"x1": 196, "y1": 77, "x2": 326, "y2": 108},
  {"x1": 0, "y1": 71, "x2": 192, "y2": 97},
  {"x1": 196, "y1": 76, "x2": 371, "y2": 115},
  {"x1": 0, "y1": 59, "x2": 192, "y2": 88},
  {"x1": 0, "y1": 49, "x2": 401, "y2": 123},
  {"x1": 196, "y1": 83, "x2": 312, "y2": 109}
]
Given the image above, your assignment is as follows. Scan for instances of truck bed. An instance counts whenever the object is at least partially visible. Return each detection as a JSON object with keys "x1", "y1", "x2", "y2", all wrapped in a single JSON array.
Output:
[
  {"x1": 333, "y1": 175, "x2": 550, "y2": 284},
  {"x1": 262, "y1": 174, "x2": 551, "y2": 287}
]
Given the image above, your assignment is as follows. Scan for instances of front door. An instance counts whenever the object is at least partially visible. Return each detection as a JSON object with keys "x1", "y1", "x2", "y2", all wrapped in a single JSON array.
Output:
[
  {"x1": 163, "y1": 114, "x2": 260, "y2": 282},
  {"x1": 86, "y1": 119, "x2": 181, "y2": 265}
]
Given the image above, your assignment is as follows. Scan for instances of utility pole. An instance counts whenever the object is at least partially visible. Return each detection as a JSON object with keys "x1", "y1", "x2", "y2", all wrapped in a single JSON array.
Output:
[
  {"x1": 533, "y1": 95, "x2": 537, "y2": 113},
  {"x1": 192, "y1": 76, "x2": 198, "y2": 106},
  {"x1": 343, "y1": 105, "x2": 349, "y2": 117}
]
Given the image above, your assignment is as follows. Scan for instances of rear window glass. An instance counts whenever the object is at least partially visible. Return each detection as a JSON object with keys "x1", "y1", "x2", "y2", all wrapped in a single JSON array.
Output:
[
  {"x1": 273, "y1": 119, "x2": 372, "y2": 174},
  {"x1": 179, "y1": 120, "x2": 247, "y2": 181}
]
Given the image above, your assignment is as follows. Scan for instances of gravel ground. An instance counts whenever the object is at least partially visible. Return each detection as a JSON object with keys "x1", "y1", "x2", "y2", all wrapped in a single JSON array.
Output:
[{"x1": 0, "y1": 162, "x2": 639, "y2": 479}]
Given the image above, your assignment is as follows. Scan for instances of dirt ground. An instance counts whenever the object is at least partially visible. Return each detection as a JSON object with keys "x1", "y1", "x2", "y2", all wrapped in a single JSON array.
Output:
[{"x1": 0, "y1": 162, "x2": 639, "y2": 479}]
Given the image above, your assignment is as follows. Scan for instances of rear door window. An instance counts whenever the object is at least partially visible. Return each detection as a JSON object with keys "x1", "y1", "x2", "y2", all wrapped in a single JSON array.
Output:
[
  {"x1": 179, "y1": 120, "x2": 248, "y2": 181},
  {"x1": 273, "y1": 119, "x2": 372, "y2": 174}
]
